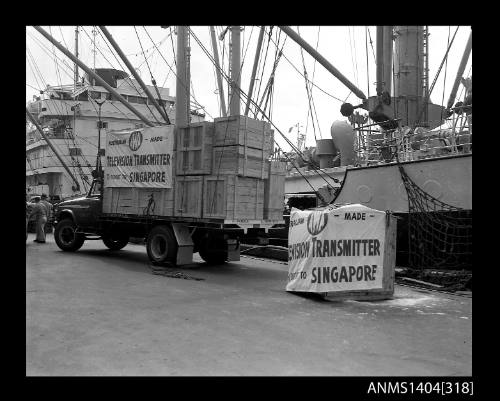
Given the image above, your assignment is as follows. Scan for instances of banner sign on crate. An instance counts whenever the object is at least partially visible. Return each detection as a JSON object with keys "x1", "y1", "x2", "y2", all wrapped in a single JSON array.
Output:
[
  {"x1": 286, "y1": 204, "x2": 386, "y2": 293},
  {"x1": 104, "y1": 126, "x2": 174, "y2": 188}
]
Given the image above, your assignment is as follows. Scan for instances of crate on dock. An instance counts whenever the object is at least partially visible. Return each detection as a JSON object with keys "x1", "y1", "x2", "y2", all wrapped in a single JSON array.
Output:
[
  {"x1": 176, "y1": 122, "x2": 214, "y2": 175},
  {"x1": 103, "y1": 187, "x2": 174, "y2": 216},
  {"x1": 203, "y1": 175, "x2": 264, "y2": 220},
  {"x1": 214, "y1": 115, "x2": 273, "y2": 150},
  {"x1": 212, "y1": 145, "x2": 270, "y2": 179},
  {"x1": 264, "y1": 160, "x2": 287, "y2": 221}
]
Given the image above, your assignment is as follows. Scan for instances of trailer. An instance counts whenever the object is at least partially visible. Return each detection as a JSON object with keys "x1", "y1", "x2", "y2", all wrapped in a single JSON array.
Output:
[{"x1": 52, "y1": 118, "x2": 286, "y2": 266}]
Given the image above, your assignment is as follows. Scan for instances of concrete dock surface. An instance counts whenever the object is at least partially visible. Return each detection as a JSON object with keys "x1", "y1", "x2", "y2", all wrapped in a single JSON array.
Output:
[{"x1": 26, "y1": 233, "x2": 472, "y2": 376}]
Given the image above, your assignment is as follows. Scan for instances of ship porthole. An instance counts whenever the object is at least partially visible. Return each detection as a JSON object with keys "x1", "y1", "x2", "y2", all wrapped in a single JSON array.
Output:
[
  {"x1": 423, "y1": 180, "x2": 443, "y2": 200},
  {"x1": 357, "y1": 185, "x2": 372, "y2": 203}
]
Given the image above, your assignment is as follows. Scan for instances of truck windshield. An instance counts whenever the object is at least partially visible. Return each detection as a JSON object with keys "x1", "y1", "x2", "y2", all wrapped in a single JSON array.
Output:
[{"x1": 88, "y1": 180, "x2": 102, "y2": 198}]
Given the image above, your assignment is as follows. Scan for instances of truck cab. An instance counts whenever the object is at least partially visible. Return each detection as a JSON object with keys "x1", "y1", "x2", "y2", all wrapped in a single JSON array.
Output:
[
  {"x1": 53, "y1": 178, "x2": 127, "y2": 252},
  {"x1": 53, "y1": 178, "x2": 103, "y2": 231}
]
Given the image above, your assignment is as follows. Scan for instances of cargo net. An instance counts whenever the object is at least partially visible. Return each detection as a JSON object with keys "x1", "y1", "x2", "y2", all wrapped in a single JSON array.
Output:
[{"x1": 398, "y1": 163, "x2": 472, "y2": 271}]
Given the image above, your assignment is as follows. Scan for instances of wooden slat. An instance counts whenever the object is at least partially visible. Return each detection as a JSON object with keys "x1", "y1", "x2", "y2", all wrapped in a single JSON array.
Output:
[
  {"x1": 102, "y1": 187, "x2": 174, "y2": 216},
  {"x1": 173, "y1": 176, "x2": 203, "y2": 218},
  {"x1": 176, "y1": 122, "x2": 214, "y2": 175}
]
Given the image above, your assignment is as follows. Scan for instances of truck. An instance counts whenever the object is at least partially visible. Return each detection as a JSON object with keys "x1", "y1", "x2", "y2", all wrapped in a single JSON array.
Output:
[{"x1": 52, "y1": 117, "x2": 286, "y2": 266}]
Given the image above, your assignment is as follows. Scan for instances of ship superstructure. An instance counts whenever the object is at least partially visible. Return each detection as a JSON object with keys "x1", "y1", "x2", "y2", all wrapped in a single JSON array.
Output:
[{"x1": 26, "y1": 68, "x2": 204, "y2": 199}]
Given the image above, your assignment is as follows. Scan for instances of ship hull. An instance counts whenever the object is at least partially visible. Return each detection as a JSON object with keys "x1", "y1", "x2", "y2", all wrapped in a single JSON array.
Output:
[{"x1": 332, "y1": 153, "x2": 472, "y2": 212}]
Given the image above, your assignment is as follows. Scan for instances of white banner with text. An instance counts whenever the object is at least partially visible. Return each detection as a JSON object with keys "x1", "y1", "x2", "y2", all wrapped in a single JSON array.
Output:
[
  {"x1": 104, "y1": 126, "x2": 174, "y2": 188},
  {"x1": 286, "y1": 204, "x2": 387, "y2": 293}
]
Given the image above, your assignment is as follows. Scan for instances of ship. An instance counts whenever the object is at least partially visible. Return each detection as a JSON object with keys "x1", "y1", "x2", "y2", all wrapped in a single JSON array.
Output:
[
  {"x1": 26, "y1": 67, "x2": 206, "y2": 200},
  {"x1": 26, "y1": 26, "x2": 472, "y2": 269},
  {"x1": 282, "y1": 26, "x2": 472, "y2": 269},
  {"x1": 26, "y1": 26, "x2": 206, "y2": 201}
]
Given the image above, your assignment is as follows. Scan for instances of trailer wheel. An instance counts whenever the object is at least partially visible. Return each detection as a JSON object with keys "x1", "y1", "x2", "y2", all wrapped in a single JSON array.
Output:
[
  {"x1": 54, "y1": 219, "x2": 85, "y2": 252},
  {"x1": 198, "y1": 241, "x2": 228, "y2": 265},
  {"x1": 146, "y1": 225, "x2": 178, "y2": 265},
  {"x1": 102, "y1": 233, "x2": 129, "y2": 251}
]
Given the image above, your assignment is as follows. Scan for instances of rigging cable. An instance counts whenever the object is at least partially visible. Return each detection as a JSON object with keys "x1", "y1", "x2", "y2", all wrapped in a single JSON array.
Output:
[
  {"x1": 84, "y1": 26, "x2": 161, "y2": 125},
  {"x1": 297, "y1": 26, "x2": 318, "y2": 142},
  {"x1": 189, "y1": 30, "x2": 339, "y2": 193},
  {"x1": 439, "y1": 26, "x2": 451, "y2": 121},
  {"x1": 142, "y1": 27, "x2": 215, "y2": 120},
  {"x1": 265, "y1": 28, "x2": 345, "y2": 103},
  {"x1": 253, "y1": 26, "x2": 273, "y2": 118},
  {"x1": 298, "y1": 26, "x2": 324, "y2": 141},
  {"x1": 304, "y1": 26, "x2": 323, "y2": 140},
  {"x1": 415, "y1": 26, "x2": 460, "y2": 124},
  {"x1": 134, "y1": 26, "x2": 169, "y2": 124}
]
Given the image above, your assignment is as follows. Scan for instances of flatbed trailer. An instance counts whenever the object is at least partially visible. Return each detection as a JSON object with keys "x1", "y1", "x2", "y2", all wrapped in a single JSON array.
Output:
[{"x1": 52, "y1": 119, "x2": 286, "y2": 266}]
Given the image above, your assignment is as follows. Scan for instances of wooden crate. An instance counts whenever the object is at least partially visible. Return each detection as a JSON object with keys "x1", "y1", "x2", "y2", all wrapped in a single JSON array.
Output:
[
  {"x1": 176, "y1": 122, "x2": 214, "y2": 175},
  {"x1": 203, "y1": 175, "x2": 264, "y2": 220},
  {"x1": 214, "y1": 115, "x2": 273, "y2": 150},
  {"x1": 212, "y1": 145, "x2": 270, "y2": 179},
  {"x1": 324, "y1": 214, "x2": 397, "y2": 301},
  {"x1": 264, "y1": 161, "x2": 287, "y2": 220},
  {"x1": 173, "y1": 176, "x2": 203, "y2": 218},
  {"x1": 102, "y1": 187, "x2": 174, "y2": 216}
]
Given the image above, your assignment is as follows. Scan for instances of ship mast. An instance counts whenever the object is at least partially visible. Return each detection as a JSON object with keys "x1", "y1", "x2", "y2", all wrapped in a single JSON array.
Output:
[
  {"x1": 229, "y1": 26, "x2": 241, "y2": 116},
  {"x1": 175, "y1": 26, "x2": 190, "y2": 127},
  {"x1": 393, "y1": 26, "x2": 427, "y2": 127},
  {"x1": 74, "y1": 26, "x2": 79, "y2": 92}
]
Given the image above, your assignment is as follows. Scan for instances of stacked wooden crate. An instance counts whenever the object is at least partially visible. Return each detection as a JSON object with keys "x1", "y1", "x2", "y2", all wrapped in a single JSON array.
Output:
[
  {"x1": 175, "y1": 122, "x2": 214, "y2": 176},
  {"x1": 211, "y1": 116, "x2": 273, "y2": 179},
  {"x1": 263, "y1": 160, "x2": 287, "y2": 221},
  {"x1": 203, "y1": 116, "x2": 274, "y2": 221},
  {"x1": 174, "y1": 122, "x2": 213, "y2": 218},
  {"x1": 104, "y1": 117, "x2": 284, "y2": 223}
]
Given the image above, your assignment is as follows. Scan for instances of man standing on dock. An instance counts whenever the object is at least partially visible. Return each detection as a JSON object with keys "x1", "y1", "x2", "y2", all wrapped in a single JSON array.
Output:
[
  {"x1": 40, "y1": 194, "x2": 53, "y2": 232},
  {"x1": 29, "y1": 196, "x2": 48, "y2": 243}
]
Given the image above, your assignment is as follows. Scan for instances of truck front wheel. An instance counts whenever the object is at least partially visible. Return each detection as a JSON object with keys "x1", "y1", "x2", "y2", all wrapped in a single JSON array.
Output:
[
  {"x1": 54, "y1": 219, "x2": 85, "y2": 252},
  {"x1": 102, "y1": 233, "x2": 129, "y2": 251},
  {"x1": 146, "y1": 225, "x2": 178, "y2": 265}
]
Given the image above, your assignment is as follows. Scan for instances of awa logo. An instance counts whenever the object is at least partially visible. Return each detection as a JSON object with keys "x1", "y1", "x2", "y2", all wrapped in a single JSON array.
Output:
[
  {"x1": 128, "y1": 131, "x2": 143, "y2": 151},
  {"x1": 307, "y1": 211, "x2": 328, "y2": 236}
]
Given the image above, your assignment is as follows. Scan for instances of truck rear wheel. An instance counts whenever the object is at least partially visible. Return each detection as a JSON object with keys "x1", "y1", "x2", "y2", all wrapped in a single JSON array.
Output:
[
  {"x1": 54, "y1": 219, "x2": 85, "y2": 252},
  {"x1": 198, "y1": 239, "x2": 228, "y2": 265},
  {"x1": 146, "y1": 225, "x2": 177, "y2": 265},
  {"x1": 102, "y1": 233, "x2": 129, "y2": 251}
]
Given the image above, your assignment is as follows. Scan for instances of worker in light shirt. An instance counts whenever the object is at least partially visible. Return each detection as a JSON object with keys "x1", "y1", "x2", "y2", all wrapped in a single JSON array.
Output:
[{"x1": 29, "y1": 197, "x2": 48, "y2": 243}]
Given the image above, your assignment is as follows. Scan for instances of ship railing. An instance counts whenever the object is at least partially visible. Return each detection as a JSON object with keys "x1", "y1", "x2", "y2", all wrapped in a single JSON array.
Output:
[{"x1": 354, "y1": 121, "x2": 472, "y2": 164}]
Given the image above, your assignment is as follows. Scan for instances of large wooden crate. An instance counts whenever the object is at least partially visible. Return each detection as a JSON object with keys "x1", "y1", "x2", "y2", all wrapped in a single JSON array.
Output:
[
  {"x1": 103, "y1": 187, "x2": 174, "y2": 216},
  {"x1": 203, "y1": 175, "x2": 264, "y2": 220},
  {"x1": 214, "y1": 115, "x2": 273, "y2": 150},
  {"x1": 176, "y1": 122, "x2": 214, "y2": 175},
  {"x1": 212, "y1": 145, "x2": 270, "y2": 179},
  {"x1": 173, "y1": 176, "x2": 203, "y2": 218},
  {"x1": 324, "y1": 214, "x2": 397, "y2": 301},
  {"x1": 264, "y1": 161, "x2": 287, "y2": 221}
]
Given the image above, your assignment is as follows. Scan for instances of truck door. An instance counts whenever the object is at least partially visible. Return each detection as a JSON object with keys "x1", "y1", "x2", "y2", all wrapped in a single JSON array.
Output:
[{"x1": 85, "y1": 180, "x2": 103, "y2": 227}]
